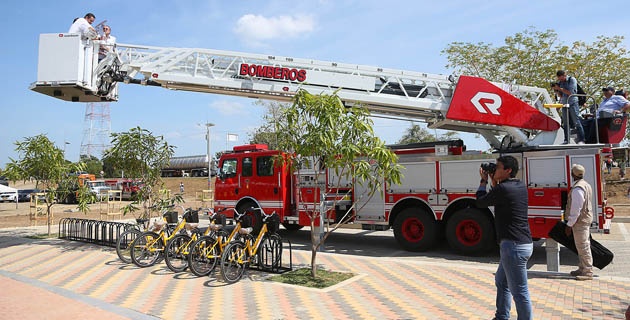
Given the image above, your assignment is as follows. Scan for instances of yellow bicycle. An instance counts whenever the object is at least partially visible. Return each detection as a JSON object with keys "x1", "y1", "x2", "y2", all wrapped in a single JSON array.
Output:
[
  {"x1": 220, "y1": 209, "x2": 282, "y2": 283},
  {"x1": 130, "y1": 206, "x2": 195, "y2": 268},
  {"x1": 187, "y1": 208, "x2": 249, "y2": 277}
]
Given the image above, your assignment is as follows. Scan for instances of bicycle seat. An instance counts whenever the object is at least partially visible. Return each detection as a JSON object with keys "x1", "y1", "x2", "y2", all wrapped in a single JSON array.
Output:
[{"x1": 238, "y1": 227, "x2": 253, "y2": 235}]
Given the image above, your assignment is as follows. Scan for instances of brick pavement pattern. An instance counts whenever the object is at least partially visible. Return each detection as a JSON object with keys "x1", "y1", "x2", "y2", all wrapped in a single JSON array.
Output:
[{"x1": 1, "y1": 235, "x2": 629, "y2": 320}]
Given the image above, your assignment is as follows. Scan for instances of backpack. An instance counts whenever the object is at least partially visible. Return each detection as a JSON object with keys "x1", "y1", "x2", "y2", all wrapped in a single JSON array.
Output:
[{"x1": 569, "y1": 76, "x2": 587, "y2": 106}]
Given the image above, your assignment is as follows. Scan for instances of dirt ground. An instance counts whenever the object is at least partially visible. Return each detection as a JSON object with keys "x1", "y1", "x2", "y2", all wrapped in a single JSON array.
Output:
[
  {"x1": 1, "y1": 174, "x2": 629, "y2": 229},
  {"x1": 0, "y1": 177, "x2": 213, "y2": 229}
]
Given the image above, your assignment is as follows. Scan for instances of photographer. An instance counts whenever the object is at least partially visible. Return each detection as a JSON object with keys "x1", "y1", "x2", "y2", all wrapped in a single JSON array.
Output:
[
  {"x1": 555, "y1": 70, "x2": 585, "y2": 144},
  {"x1": 476, "y1": 155, "x2": 533, "y2": 320}
]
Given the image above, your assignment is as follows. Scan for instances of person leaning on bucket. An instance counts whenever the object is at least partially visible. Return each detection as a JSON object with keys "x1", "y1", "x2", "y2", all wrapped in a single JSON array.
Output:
[{"x1": 564, "y1": 164, "x2": 594, "y2": 280}]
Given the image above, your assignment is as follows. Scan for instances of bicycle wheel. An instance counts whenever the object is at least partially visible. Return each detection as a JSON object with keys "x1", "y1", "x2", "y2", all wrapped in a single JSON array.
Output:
[
  {"x1": 165, "y1": 234, "x2": 192, "y2": 272},
  {"x1": 131, "y1": 231, "x2": 162, "y2": 267},
  {"x1": 257, "y1": 233, "x2": 283, "y2": 270},
  {"x1": 220, "y1": 241, "x2": 248, "y2": 284},
  {"x1": 188, "y1": 235, "x2": 220, "y2": 277},
  {"x1": 116, "y1": 228, "x2": 141, "y2": 264}
]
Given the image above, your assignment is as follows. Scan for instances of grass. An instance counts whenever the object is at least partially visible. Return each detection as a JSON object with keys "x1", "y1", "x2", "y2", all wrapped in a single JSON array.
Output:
[{"x1": 268, "y1": 267, "x2": 355, "y2": 289}]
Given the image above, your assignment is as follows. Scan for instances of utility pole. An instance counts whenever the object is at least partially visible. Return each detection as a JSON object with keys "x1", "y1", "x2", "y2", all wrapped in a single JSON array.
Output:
[{"x1": 206, "y1": 123, "x2": 215, "y2": 188}]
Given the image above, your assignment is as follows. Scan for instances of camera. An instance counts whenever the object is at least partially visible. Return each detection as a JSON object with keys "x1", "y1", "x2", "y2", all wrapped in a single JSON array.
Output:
[{"x1": 480, "y1": 162, "x2": 497, "y2": 174}]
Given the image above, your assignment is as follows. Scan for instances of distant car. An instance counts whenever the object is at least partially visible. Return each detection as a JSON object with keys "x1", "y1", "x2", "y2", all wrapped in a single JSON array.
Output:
[
  {"x1": 18, "y1": 189, "x2": 41, "y2": 202},
  {"x1": 0, "y1": 191, "x2": 17, "y2": 202}
]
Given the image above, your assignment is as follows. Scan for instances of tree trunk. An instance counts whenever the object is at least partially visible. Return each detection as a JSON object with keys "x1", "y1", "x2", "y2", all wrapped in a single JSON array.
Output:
[
  {"x1": 310, "y1": 218, "x2": 318, "y2": 277},
  {"x1": 47, "y1": 205, "x2": 52, "y2": 236}
]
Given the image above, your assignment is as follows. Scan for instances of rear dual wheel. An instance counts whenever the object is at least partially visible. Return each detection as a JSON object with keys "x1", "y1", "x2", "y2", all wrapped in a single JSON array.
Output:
[
  {"x1": 393, "y1": 208, "x2": 438, "y2": 252},
  {"x1": 446, "y1": 208, "x2": 495, "y2": 255}
]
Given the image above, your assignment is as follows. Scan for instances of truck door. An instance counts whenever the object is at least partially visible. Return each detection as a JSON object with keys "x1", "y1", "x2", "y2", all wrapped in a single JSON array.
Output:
[
  {"x1": 216, "y1": 156, "x2": 240, "y2": 208},
  {"x1": 252, "y1": 155, "x2": 282, "y2": 211},
  {"x1": 569, "y1": 155, "x2": 599, "y2": 226}
]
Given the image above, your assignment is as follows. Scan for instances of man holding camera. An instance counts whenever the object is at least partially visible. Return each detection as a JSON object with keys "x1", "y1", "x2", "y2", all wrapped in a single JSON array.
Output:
[
  {"x1": 476, "y1": 155, "x2": 533, "y2": 320},
  {"x1": 552, "y1": 70, "x2": 585, "y2": 144}
]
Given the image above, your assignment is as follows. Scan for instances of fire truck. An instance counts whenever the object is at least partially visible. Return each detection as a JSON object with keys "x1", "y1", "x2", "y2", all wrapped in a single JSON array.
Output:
[{"x1": 30, "y1": 33, "x2": 622, "y2": 256}]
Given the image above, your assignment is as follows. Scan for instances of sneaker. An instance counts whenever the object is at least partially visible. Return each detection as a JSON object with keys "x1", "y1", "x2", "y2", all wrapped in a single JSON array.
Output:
[
  {"x1": 576, "y1": 274, "x2": 593, "y2": 281},
  {"x1": 577, "y1": 141, "x2": 585, "y2": 145}
]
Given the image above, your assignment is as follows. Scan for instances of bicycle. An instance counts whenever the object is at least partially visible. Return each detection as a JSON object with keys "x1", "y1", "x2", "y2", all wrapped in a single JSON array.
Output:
[
  {"x1": 163, "y1": 207, "x2": 214, "y2": 272},
  {"x1": 187, "y1": 207, "x2": 250, "y2": 277},
  {"x1": 130, "y1": 205, "x2": 193, "y2": 268},
  {"x1": 220, "y1": 209, "x2": 282, "y2": 283},
  {"x1": 115, "y1": 204, "x2": 174, "y2": 264}
]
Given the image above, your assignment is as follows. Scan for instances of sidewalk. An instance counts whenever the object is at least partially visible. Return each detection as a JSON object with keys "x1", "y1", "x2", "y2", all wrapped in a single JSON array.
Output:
[{"x1": 1, "y1": 223, "x2": 629, "y2": 319}]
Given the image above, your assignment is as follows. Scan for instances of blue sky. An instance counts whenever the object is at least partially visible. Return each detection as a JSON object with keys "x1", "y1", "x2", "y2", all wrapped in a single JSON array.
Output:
[{"x1": 2, "y1": 0, "x2": 629, "y2": 167}]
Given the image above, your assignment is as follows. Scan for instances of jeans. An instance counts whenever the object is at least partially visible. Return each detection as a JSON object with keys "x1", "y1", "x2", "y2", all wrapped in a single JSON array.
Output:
[
  {"x1": 495, "y1": 240, "x2": 533, "y2": 320},
  {"x1": 563, "y1": 101, "x2": 585, "y2": 143}
]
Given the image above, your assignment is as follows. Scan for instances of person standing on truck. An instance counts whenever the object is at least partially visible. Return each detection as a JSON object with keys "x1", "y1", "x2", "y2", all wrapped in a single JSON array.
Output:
[
  {"x1": 98, "y1": 25, "x2": 116, "y2": 62},
  {"x1": 476, "y1": 155, "x2": 533, "y2": 320},
  {"x1": 68, "y1": 13, "x2": 98, "y2": 39},
  {"x1": 554, "y1": 70, "x2": 585, "y2": 144},
  {"x1": 564, "y1": 164, "x2": 594, "y2": 281}
]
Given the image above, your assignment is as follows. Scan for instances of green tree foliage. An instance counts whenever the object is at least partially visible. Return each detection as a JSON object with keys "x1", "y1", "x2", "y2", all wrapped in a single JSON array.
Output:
[
  {"x1": 397, "y1": 123, "x2": 460, "y2": 144},
  {"x1": 103, "y1": 127, "x2": 179, "y2": 218},
  {"x1": 248, "y1": 100, "x2": 290, "y2": 150},
  {"x1": 274, "y1": 90, "x2": 403, "y2": 277},
  {"x1": 79, "y1": 154, "x2": 103, "y2": 176},
  {"x1": 442, "y1": 28, "x2": 630, "y2": 142},
  {"x1": 3, "y1": 134, "x2": 90, "y2": 235}
]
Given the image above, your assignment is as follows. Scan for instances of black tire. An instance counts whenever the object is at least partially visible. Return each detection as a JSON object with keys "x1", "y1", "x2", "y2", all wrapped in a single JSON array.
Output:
[
  {"x1": 130, "y1": 231, "x2": 162, "y2": 267},
  {"x1": 116, "y1": 228, "x2": 141, "y2": 264},
  {"x1": 188, "y1": 235, "x2": 220, "y2": 277},
  {"x1": 281, "y1": 223, "x2": 304, "y2": 231},
  {"x1": 446, "y1": 208, "x2": 496, "y2": 255},
  {"x1": 220, "y1": 241, "x2": 248, "y2": 284},
  {"x1": 257, "y1": 233, "x2": 282, "y2": 270},
  {"x1": 165, "y1": 234, "x2": 192, "y2": 272},
  {"x1": 236, "y1": 202, "x2": 262, "y2": 234},
  {"x1": 393, "y1": 208, "x2": 438, "y2": 252}
]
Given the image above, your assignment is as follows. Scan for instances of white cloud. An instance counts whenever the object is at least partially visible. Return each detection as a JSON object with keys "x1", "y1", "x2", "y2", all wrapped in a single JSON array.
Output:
[{"x1": 234, "y1": 14, "x2": 315, "y2": 43}]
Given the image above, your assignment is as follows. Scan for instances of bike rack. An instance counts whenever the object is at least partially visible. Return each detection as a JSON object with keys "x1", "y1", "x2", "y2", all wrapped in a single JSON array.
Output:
[
  {"x1": 250, "y1": 238, "x2": 293, "y2": 274},
  {"x1": 59, "y1": 218, "x2": 134, "y2": 247}
]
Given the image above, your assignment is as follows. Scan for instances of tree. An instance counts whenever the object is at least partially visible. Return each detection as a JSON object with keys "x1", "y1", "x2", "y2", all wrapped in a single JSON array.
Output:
[
  {"x1": 442, "y1": 27, "x2": 630, "y2": 142},
  {"x1": 3, "y1": 134, "x2": 90, "y2": 235},
  {"x1": 248, "y1": 100, "x2": 289, "y2": 150},
  {"x1": 103, "y1": 127, "x2": 179, "y2": 218},
  {"x1": 80, "y1": 155, "x2": 103, "y2": 176},
  {"x1": 397, "y1": 123, "x2": 460, "y2": 144},
  {"x1": 274, "y1": 90, "x2": 403, "y2": 277}
]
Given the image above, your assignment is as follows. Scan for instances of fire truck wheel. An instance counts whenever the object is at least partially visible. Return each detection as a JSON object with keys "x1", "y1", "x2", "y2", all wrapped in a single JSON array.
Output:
[
  {"x1": 281, "y1": 223, "x2": 304, "y2": 231},
  {"x1": 446, "y1": 208, "x2": 495, "y2": 255},
  {"x1": 393, "y1": 208, "x2": 437, "y2": 252}
]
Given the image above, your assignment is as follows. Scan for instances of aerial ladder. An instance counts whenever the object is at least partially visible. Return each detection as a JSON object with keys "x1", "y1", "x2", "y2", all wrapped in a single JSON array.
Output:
[{"x1": 31, "y1": 33, "x2": 565, "y2": 150}]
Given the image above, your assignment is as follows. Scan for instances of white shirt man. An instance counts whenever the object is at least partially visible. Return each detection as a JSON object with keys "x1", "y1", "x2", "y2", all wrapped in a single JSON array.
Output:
[
  {"x1": 99, "y1": 25, "x2": 116, "y2": 60},
  {"x1": 68, "y1": 13, "x2": 98, "y2": 39}
]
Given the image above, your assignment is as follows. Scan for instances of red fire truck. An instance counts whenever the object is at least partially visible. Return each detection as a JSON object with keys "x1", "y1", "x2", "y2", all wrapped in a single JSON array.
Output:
[{"x1": 29, "y1": 33, "x2": 621, "y2": 256}]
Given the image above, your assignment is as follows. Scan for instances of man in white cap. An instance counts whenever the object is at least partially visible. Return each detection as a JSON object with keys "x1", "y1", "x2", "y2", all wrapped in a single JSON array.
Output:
[{"x1": 564, "y1": 164, "x2": 593, "y2": 280}]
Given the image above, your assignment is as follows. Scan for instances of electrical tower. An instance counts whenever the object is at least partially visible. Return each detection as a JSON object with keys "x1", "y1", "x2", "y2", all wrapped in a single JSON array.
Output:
[{"x1": 80, "y1": 102, "x2": 111, "y2": 159}]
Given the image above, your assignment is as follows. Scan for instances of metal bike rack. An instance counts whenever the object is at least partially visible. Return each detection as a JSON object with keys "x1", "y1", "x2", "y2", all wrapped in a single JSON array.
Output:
[
  {"x1": 251, "y1": 238, "x2": 293, "y2": 274},
  {"x1": 59, "y1": 218, "x2": 134, "y2": 247}
]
